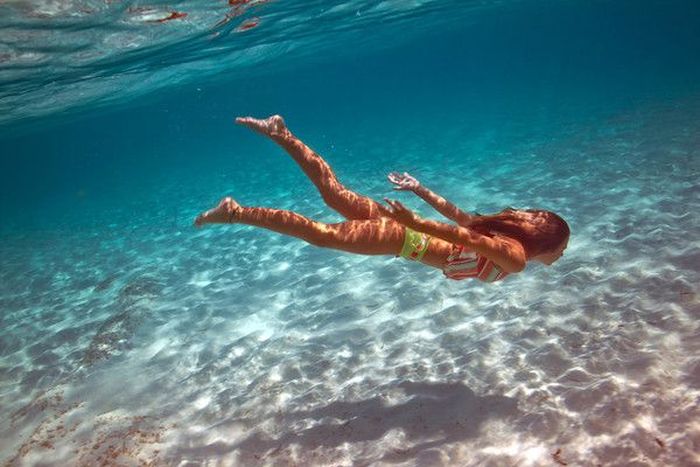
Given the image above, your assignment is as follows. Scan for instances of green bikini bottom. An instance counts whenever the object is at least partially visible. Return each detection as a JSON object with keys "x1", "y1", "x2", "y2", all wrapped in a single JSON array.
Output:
[{"x1": 399, "y1": 228, "x2": 431, "y2": 261}]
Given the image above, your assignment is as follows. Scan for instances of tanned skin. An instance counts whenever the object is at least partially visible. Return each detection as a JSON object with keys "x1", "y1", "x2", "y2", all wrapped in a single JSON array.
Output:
[{"x1": 195, "y1": 115, "x2": 528, "y2": 274}]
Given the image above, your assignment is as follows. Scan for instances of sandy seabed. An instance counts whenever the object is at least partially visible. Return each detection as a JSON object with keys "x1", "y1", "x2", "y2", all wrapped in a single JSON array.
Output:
[{"x1": 1, "y1": 95, "x2": 699, "y2": 466}]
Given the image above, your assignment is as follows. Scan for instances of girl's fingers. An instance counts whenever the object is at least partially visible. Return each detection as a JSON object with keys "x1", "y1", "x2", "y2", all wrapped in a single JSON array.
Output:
[
  {"x1": 384, "y1": 198, "x2": 399, "y2": 211},
  {"x1": 385, "y1": 199, "x2": 412, "y2": 217}
]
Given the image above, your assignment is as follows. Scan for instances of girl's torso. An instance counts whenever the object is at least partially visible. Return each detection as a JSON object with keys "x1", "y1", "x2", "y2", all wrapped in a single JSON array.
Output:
[
  {"x1": 422, "y1": 236, "x2": 510, "y2": 283},
  {"x1": 421, "y1": 236, "x2": 453, "y2": 269}
]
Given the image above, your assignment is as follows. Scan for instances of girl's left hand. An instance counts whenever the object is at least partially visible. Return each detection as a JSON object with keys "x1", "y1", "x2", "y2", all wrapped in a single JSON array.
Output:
[
  {"x1": 384, "y1": 198, "x2": 419, "y2": 226},
  {"x1": 387, "y1": 172, "x2": 420, "y2": 191}
]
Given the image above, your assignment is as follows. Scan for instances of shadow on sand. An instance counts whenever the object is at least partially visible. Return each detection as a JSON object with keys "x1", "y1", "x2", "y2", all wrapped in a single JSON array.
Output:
[{"x1": 174, "y1": 380, "x2": 519, "y2": 464}]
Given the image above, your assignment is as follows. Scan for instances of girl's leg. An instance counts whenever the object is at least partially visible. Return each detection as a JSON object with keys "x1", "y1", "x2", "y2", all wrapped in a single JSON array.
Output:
[
  {"x1": 195, "y1": 197, "x2": 404, "y2": 256},
  {"x1": 236, "y1": 115, "x2": 392, "y2": 220}
]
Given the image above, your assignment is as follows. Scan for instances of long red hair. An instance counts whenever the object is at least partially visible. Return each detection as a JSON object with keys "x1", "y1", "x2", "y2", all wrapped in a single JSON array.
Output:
[{"x1": 466, "y1": 208, "x2": 570, "y2": 258}]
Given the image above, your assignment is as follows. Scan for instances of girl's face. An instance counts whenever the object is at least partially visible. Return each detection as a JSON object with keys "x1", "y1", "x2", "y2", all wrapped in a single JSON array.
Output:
[{"x1": 534, "y1": 237, "x2": 569, "y2": 265}]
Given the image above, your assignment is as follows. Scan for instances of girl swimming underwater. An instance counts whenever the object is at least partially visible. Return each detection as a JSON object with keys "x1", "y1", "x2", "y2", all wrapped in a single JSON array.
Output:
[{"x1": 195, "y1": 115, "x2": 569, "y2": 283}]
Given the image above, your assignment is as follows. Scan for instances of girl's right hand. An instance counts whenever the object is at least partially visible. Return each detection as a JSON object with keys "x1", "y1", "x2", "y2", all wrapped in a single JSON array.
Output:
[
  {"x1": 383, "y1": 198, "x2": 419, "y2": 227},
  {"x1": 388, "y1": 172, "x2": 420, "y2": 191}
]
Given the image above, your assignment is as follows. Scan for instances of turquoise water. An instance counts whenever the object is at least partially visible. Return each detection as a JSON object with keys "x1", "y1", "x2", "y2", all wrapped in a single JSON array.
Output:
[{"x1": 1, "y1": 0, "x2": 699, "y2": 465}]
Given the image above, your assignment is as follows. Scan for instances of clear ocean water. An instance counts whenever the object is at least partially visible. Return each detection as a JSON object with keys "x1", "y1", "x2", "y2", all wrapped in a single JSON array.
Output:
[{"x1": 1, "y1": 0, "x2": 699, "y2": 465}]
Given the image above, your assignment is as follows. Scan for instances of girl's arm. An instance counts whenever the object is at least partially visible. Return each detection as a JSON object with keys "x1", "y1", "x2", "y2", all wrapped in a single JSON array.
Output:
[
  {"x1": 388, "y1": 172, "x2": 475, "y2": 226},
  {"x1": 384, "y1": 199, "x2": 526, "y2": 273}
]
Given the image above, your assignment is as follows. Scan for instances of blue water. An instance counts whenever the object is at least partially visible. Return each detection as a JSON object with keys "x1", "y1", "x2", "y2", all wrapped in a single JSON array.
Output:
[{"x1": 1, "y1": 0, "x2": 699, "y2": 465}]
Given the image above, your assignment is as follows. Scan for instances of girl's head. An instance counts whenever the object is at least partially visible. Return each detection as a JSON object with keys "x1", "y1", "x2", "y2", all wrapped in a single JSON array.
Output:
[{"x1": 467, "y1": 208, "x2": 570, "y2": 264}]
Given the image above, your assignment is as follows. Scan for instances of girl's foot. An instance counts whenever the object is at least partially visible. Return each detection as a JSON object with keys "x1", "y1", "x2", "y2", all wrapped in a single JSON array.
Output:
[
  {"x1": 194, "y1": 197, "x2": 241, "y2": 226},
  {"x1": 235, "y1": 115, "x2": 289, "y2": 138}
]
